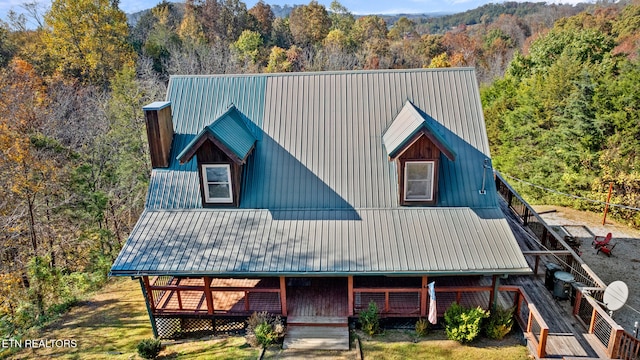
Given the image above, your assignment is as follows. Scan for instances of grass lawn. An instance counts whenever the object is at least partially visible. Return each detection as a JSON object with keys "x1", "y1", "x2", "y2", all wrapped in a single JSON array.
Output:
[
  {"x1": 359, "y1": 329, "x2": 531, "y2": 360},
  {"x1": 2, "y1": 278, "x2": 531, "y2": 360},
  {"x1": 1, "y1": 278, "x2": 258, "y2": 360}
]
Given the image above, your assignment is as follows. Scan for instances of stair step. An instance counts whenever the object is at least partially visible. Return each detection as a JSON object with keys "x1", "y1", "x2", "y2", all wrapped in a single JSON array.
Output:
[
  {"x1": 287, "y1": 316, "x2": 348, "y2": 326},
  {"x1": 284, "y1": 326, "x2": 350, "y2": 350}
]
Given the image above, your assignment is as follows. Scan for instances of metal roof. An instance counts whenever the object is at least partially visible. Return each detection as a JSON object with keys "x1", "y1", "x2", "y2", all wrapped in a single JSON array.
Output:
[
  {"x1": 177, "y1": 105, "x2": 257, "y2": 163},
  {"x1": 383, "y1": 101, "x2": 457, "y2": 160},
  {"x1": 111, "y1": 68, "x2": 531, "y2": 277},
  {"x1": 146, "y1": 68, "x2": 497, "y2": 210},
  {"x1": 111, "y1": 207, "x2": 531, "y2": 276}
]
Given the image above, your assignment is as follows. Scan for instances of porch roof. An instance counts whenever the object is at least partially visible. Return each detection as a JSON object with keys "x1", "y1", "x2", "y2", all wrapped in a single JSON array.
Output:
[{"x1": 110, "y1": 207, "x2": 531, "y2": 277}]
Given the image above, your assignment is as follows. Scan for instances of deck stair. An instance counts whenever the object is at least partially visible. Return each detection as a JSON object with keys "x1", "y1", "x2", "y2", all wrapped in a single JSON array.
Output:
[{"x1": 284, "y1": 316, "x2": 350, "y2": 350}]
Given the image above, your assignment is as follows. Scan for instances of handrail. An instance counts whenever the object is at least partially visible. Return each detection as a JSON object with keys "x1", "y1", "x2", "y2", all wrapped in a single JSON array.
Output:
[{"x1": 495, "y1": 171, "x2": 606, "y2": 287}]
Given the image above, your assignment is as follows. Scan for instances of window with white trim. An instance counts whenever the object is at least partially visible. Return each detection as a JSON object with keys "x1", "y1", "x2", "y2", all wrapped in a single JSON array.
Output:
[
  {"x1": 404, "y1": 161, "x2": 435, "y2": 201},
  {"x1": 202, "y1": 164, "x2": 233, "y2": 203}
]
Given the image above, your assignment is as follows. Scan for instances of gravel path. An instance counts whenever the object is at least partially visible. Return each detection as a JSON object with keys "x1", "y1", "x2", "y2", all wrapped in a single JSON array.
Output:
[{"x1": 534, "y1": 205, "x2": 640, "y2": 334}]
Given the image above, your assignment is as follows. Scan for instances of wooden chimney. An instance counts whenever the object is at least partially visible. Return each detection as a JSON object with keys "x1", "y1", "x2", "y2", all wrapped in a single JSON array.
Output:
[{"x1": 143, "y1": 101, "x2": 174, "y2": 168}]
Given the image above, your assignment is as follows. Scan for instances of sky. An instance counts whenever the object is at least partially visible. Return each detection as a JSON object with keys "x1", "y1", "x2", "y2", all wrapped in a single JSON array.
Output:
[{"x1": 1, "y1": 0, "x2": 592, "y2": 28}]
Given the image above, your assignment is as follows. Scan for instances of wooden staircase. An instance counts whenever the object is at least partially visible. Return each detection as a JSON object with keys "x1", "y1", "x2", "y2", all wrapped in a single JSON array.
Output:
[{"x1": 283, "y1": 316, "x2": 350, "y2": 350}]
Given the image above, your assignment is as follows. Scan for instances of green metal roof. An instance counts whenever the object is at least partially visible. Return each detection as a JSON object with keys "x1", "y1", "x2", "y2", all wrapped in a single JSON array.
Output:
[
  {"x1": 146, "y1": 68, "x2": 497, "y2": 210},
  {"x1": 177, "y1": 105, "x2": 257, "y2": 164},
  {"x1": 111, "y1": 207, "x2": 531, "y2": 276},
  {"x1": 111, "y1": 68, "x2": 531, "y2": 277},
  {"x1": 383, "y1": 101, "x2": 457, "y2": 160}
]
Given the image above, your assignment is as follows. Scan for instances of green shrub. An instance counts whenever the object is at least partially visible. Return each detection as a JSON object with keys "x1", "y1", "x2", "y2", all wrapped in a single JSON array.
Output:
[
  {"x1": 485, "y1": 306, "x2": 514, "y2": 340},
  {"x1": 444, "y1": 302, "x2": 489, "y2": 343},
  {"x1": 137, "y1": 338, "x2": 162, "y2": 359},
  {"x1": 246, "y1": 311, "x2": 285, "y2": 348},
  {"x1": 415, "y1": 318, "x2": 430, "y2": 337},
  {"x1": 359, "y1": 301, "x2": 380, "y2": 336}
]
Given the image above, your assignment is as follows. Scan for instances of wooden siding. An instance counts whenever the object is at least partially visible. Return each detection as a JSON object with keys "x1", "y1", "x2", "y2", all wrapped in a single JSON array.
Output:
[
  {"x1": 196, "y1": 140, "x2": 243, "y2": 207},
  {"x1": 144, "y1": 105, "x2": 174, "y2": 168},
  {"x1": 397, "y1": 133, "x2": 441, "y2": 206}
]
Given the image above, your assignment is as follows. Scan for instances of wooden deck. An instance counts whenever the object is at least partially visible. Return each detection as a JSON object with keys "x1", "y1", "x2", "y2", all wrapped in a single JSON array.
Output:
[
  {"x1": 286, "y1": 278, "x2": 348, "y2": 317},
  {"x1": 499, "y1": 198, "x2": 604, "y2": 359}
]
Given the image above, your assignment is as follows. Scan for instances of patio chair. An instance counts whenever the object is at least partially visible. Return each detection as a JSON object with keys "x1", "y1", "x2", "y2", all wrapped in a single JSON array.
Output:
[
  {"x1": 592, "y1": 232, "x2": 612, "y2": 249},
  {"x1": 596, "y1": 242, "x2": 617, "y2": 257}
]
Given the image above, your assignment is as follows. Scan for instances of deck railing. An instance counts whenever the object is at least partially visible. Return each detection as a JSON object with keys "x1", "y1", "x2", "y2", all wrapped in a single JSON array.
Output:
[
  {"x1": 617, "y1": 331, "x2": 640, "y2": 360},
  {"x1": 495, "y1": 171, "x2": 638, "y2": 360},
  {"x1": 353, "y1": 288, "x2": 422, "y2": 315},
  {"x1": 145, "y1": 276, "x2": 283, "y2": 315}
]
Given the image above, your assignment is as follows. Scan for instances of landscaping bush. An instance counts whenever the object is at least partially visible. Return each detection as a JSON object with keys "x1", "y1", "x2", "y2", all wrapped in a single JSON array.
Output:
[
  {"x1": 359, "y1": 301, "x2": 380, "y2": 336},
  {"x1": 485, "y1": 306, "x2": 514, "y2": 340},
  {"x1": 137, "y1": 338, "x2": 162, "y2": 359},
  {"x1": 444, "y1": 302, "x2": 489, "y2": 343},
  {"x1": 415, "y1": 318, "x2": 430, "y2": 337},
  {"x1": 246, "y1": 311, "x2": 285, "y2": 348}
]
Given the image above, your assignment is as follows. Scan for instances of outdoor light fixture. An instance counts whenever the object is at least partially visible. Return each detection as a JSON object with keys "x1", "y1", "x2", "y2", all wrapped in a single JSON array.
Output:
[{"x1": 479, "y1": 158, "x2": 491, "y2": 195}]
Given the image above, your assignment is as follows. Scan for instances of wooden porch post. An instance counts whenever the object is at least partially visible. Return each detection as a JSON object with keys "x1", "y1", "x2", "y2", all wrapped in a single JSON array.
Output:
[
  {"x1": 490, "y1": 275, "x2": 500, "y2": 311},
  {"x1": 143, "y1": 276, "x2": 156, "y2": 312},
  {"x1": 348, "y1": 276, "x2": 354, "y2": 316},
  {"x1": 279, "y1": 276, "x2": 287, "y2": 316},
  {"x1": 139, "y1": 277, "x2": 158, "y2": 338},
  {"x1": 203, "y1": 276, "x2": 214, "y2": 315},
  {"x1": 420, "y1": 276, "x2": 428, "y2": 317}
]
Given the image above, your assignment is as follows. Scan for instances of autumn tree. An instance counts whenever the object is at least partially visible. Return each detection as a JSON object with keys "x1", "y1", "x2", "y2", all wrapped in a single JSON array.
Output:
[
  {"x1": 249, "y1": 1, "x2": 274, "y2": 42},
  {"x1": 43, "y1": 0, "x2": 134, "y2": 87},
  {"x1": 289, "y1": 1, "x2": 331, "y2": 47}
]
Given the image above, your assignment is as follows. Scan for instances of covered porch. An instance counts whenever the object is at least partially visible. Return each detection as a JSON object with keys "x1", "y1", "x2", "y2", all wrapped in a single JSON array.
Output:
[{"x1": 139, "y1": 274, "x2": 524, "y2": 338}]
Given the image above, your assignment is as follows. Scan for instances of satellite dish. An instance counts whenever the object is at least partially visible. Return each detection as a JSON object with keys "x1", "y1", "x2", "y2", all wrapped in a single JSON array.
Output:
[{"x1": 603, "y1": 281, "x2": 629, "y2": 311}]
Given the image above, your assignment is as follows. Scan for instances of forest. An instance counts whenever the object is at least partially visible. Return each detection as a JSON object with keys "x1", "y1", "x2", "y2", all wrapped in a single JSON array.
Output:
[{"x1": 0, "y1": 0, "x2": 639, "y2": 340}]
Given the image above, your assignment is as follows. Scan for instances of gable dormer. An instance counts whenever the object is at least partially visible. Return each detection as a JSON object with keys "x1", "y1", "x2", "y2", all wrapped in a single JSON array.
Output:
[
  {"x1": 177, "y1": 106, "x2": 256, "y2": 207},
  {"x1": 383, "y1": 101, "x2": 456, "y2": 206}
]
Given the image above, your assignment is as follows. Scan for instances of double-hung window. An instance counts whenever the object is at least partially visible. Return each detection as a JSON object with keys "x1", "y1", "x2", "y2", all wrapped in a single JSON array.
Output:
[
  {"x1": 202, "y1": 164, "x2": 233, "y2": 203},
  {"x1": 404, "y1": 161, "x2": 435, "y2": 201}
]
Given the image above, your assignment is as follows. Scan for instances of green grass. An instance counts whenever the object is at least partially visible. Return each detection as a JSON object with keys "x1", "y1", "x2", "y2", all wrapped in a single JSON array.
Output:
[
  {"x1": 360, "y1": 330, "x2": 530, "y2": 360},
  {"x1": 1, "y1": 278, "x2": 258, "y2": 360}
]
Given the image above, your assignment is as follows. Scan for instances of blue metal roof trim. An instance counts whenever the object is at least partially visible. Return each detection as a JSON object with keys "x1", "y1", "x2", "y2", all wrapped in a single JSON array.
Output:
[{"x1": 175, "y1": 105, "x2": 257, "y2": 163}]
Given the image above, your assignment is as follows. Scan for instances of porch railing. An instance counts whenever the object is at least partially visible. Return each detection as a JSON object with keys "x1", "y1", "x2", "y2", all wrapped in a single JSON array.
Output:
[
  {"x1": 495, "y1": 171, "x2": 637, "y2": 359},
  {"x1": 145, "y1": 276, "x2": 283, "y2": 315},
  {"x1": 353, "y1": 287, "x2": 421, "y2": 315}
]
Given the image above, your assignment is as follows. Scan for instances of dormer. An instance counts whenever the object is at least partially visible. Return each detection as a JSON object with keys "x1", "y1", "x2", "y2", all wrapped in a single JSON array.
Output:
[
  {"x1": 383, "y1": 101, "x2": 456, "y2": 206},
  {"x1": 177, "y1": 106, "x2": 256, "y2": 207}
]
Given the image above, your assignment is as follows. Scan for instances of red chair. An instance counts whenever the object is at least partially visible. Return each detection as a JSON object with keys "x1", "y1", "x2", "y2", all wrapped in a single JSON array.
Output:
[
  {"x1": 592, "y1": 232, "x2": 612, "y2": 249},
  {"x1": 597, "y1": 242, "x2": 616, "y2": 257}
]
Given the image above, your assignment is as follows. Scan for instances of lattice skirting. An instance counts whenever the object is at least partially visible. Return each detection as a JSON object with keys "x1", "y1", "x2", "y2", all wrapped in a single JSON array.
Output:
[{"x1": 154, "y1": 315, "x2": 248, "y2": 339}]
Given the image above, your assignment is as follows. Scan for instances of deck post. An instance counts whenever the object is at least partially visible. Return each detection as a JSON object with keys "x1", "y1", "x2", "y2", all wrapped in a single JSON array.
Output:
[
  {"x1": 348, "y1": 276, "x2": 354, "y2": 316},
  {"x1": 142, "y1": 276, "x2": 156, "y2": 312},
  {"x1": 573, "y1": 290, "x2": 582, "y2": 316},
  {"x1": 609, "y1": 328, "x2": 623, "y2": 358},
  {"x1": 538, "y1": 327, "x2": 548, "y2": 358},
  {"x1": 534, "y1": 255, "x2": 540, "y2": 276},
  {"x1": 490, "y1": 275, "x2": 500, "y2": 311},
  {"x1": 420, "y1": 276, "x2": 427, "y2": 317},
  {"x1": 139, "y1": 277, "x2": 159, "y2": 338},
  {"x1": 203, "y1": 276, "x2": 214, "y2": 315},
  {"x1": 279, "y1": 276, "x2": 287, "y2": 316}
]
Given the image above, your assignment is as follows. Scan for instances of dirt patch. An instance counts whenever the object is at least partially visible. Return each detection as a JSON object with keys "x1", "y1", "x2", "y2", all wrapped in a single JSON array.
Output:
[{"x1": 533, "y1": 205, "x2": 640, "y2": 334}]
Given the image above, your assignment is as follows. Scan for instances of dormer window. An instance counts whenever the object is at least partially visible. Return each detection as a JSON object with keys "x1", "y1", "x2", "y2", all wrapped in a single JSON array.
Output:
[
  {"x1": 202, "y1": 164, "x2": 233, "y2": 203},
  {"x1": 404, "y1": 161, "x2": 435, "y2": 201},
  {"x1": 383, "y1": 101, "x2": 456, "y2": 206},
  {"x1": 176, "y1": 105, "x2": 257, "y2": 207}
]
